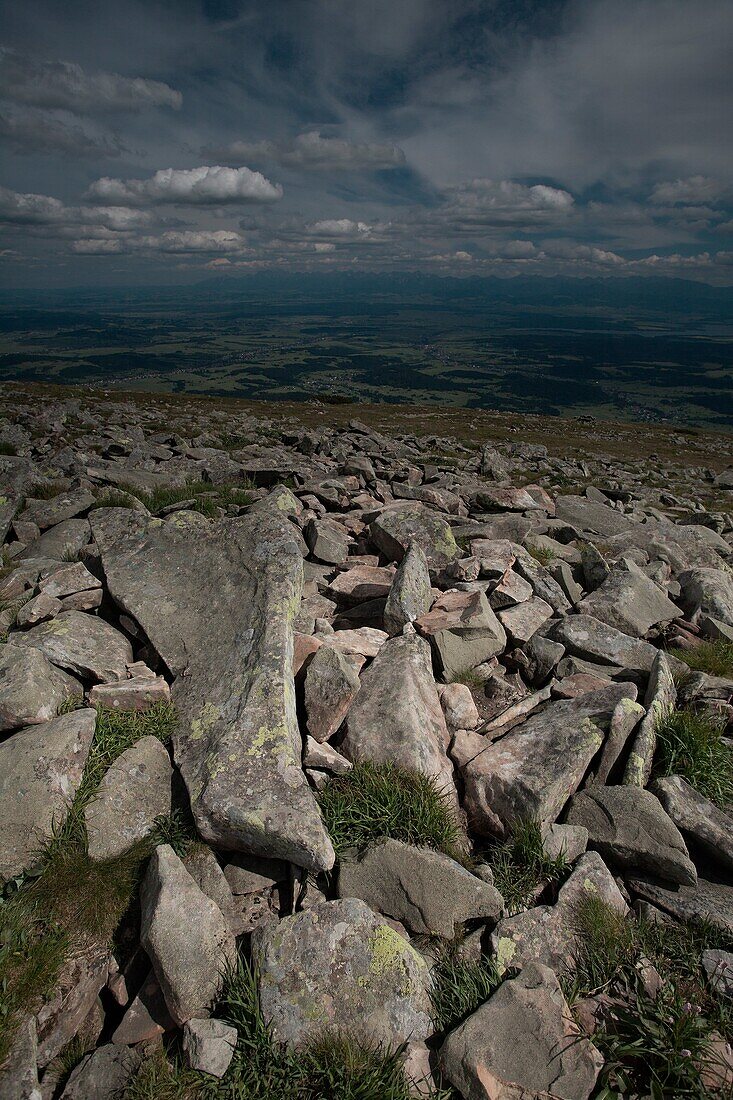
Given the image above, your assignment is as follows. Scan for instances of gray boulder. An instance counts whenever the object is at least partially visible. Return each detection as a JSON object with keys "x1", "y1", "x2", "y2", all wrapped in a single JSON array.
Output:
[
  {"x1": 623, "y1": 650, "x2": 675, "y2": 787},
  {"x1": 555, "y1": 495, "x2": 636, "y2": 537},
  {"x1": 182, "y1": 1018, "x2": 238, "y2": 1078},
  {"x1": 463, "y1": 684, "x2": 636, "y2": 838},
  {"x1": 0, "y1": 709, "x2": 96, "y2": 879},
  {"x1": 304, "y1": 517, "x2": 349, "y2": 564},
  {"x1": 304, "y1": 643, "x2": 360, "y2": 743},
  {"x1": 85, "y1": 735, "x2": 172, "y2": 861},
  {"x1": 566, "y1": 785, "x2": 697, "y2": 886},
  {"x1": 339, "y1": 838, "x2": 502, "y2": 938},
  {"x1": 341, "y1": 628, "x2": 457, "y2": 804},
  {"x1": 0, "y1": 1015, "x2": 40, "y2": 1100},
  {"x1": 19, "y1": 518, "x2": 91, "y2": 562},
  {"x1": 415, "y1": 590, "x2": 506, "y2": 681},
  {"x1": 629, "y1": 877, "x2": 733, "y2": 936},
  {"x1": 383, "y1": 543, "x2": 432, "y2": 635},
  {"x1": 654, "y1": 775, "x2": 733, "y2": 872},
  {"x1": 679, "y1": 567, "x2": 733, "y2": 629},
  {"x1": 702, "y1": 950, "x2": 733, "y2": 999},
  {"x1": 91, "y1": 507, "x2": 334, "y2": 873},
  {"x1": 548, "y1": 615, "x2": 659, "y2": 675},
  {"x1": 578, "y1": 562, "x2": 679, "y2": 638},
  {"x1": 140, "y1": 844, "x2": 236, "y2": 1025},
  {"x1": 251, "y1": 897, "x2": 433, "y2": 1049},
  {"x1": 19, "y1": 489, "x2": 95, "y2": 531},
  {"x1": 369, "y1": 503, "x2": 459, "y2": 570},
  {"x1": 440, "y1": 961, "x2": 603, "y2": 1100},
  {"x1": 0, "y1": 645, "x2": 80, "y2": 731},
  {"x1": 8, "y1": 610, "x2": 133, "y2": 683},
  {"x1": 60, "y1": 1045, "x2": 141, "y2": 1100}
]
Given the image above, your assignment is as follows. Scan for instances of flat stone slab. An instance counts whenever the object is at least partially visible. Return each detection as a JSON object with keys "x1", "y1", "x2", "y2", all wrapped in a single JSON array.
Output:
[
  {"x1": 463, "y1": 684, "x2": 637, "y2": 838},
  {"x1": 654, "y1": 774, "x2": 733, "y2": 872},
  {"x1": 629, "y1": 877, "x2": 733, "y2": 936},
  {"x1": 0, "y1": 709, "x2": 96, "y2": 879},
  {"x1": 85, "y1": 735, "x2": 172, "y2": 861},
  {"x1": 9, "y1": 610, "x2": 133, "y2": 683},
  {"x1": 548, "y1": 614, "x2": 659, "y2": 674},
  {"x1": 251, "y1": 897, "x2": 433, "y2": 1049},
  {"x1": 555, "y1": 495, "x2": 637, "y2": 537},
  {"x1": 578, "y1": 562, "x2": 679, "y2": 638},
  {"x1": 566, "y1": 785, "x2": 697, "y2": 886},
  {"x1": 369, "y1": 503, "x2": 459, "y2": 570},
  {"x1": 339, "y1": 838, "x2": 502, "y2": 938},
  {"x1": 91, "y1": 506, "x2": 334, "y2": 873}
]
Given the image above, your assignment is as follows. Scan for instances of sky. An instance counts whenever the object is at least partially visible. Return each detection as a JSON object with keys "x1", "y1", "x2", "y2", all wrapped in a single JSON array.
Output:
[{"x1": 1, "y1": 0, "x2": 732, "y2": 287}]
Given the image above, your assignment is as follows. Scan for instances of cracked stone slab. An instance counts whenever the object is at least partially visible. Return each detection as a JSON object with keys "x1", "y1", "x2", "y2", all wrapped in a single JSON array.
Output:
[
  {"x1": 8, "y1": 610, "x2": 133, "y2": 683},
  {"x1": 91, "y1": 506, "x2": 334, "y2": 872}
]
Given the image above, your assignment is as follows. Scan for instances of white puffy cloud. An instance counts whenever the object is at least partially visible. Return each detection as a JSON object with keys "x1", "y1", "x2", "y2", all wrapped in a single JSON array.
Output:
[
  {"x1": 204, "y1": 131, "x2": 405, "y2": 172},
  {"x1": 649, "y1": 176, "x2": 726, "y2": 205},
  {"x1": 0, "y1": 48, "x2": 182, "y2": 113},
  {"x1": 85, "y1": 166, "x2": 283, "y2": 206},
  {"x1": 0, "y1": 185, "x2": 148, "y2": 231},
  {"x1": 308, "y1": 218, "x2": 373, "y2": 236},
  {"x1": 72, "y1": 229, "x2": 246, "y2": 255},
  {"x1": 439, "y1": 179, "x2": 575, "y2": 227}
]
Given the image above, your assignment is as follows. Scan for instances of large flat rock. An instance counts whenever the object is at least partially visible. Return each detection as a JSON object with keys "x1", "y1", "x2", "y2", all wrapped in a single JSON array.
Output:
[
  {"x1": 92, "y1": 507, "x2": 334, "y2": 873},
  {"x1": 8, "y1": 610, "x2": 132, "y2": 683}
]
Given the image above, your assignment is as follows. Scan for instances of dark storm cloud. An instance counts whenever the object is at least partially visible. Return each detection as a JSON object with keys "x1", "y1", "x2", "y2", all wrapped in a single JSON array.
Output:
[{"x1": 0, "y1": 0, "x2": 731, "y2": 285}]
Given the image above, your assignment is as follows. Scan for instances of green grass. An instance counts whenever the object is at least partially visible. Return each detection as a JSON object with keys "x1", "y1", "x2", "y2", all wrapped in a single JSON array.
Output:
[
  {"x1": 105, "y1": 478, "x2": 258, "y2": 518},
  {"x1": 124, "y1": 955, "x2": 449, "y2": 1100},
  {"x1": 317, "y1": 761, "x2": 464, "y2": 860},
  {"x1": 670, "y1": 640, "x2": 733, "y2": 679},
  {"x1": 429, "y1": 947, "x2": 501, "y2": 1034},
  {"x1": 0, "y1": 440, "x2": 17, "y2": 455},
  {"x1": 654, "y1": 707, "x2": 733, "y2": 808},
  {"x1": 25, "y1": 480, "x2": 69, "y2": 500},
  {"x1": 0, "y1": 702, "x2": 177, "y2": 1064},
  {"x1": 568, "y1": 894, "x2": 733, "y2": 1098},
  {"x1": 526, "y1": 544, "x2": 556, "y2": 567},
  {"x1": 149, "y1": 808, "x2": 198, "y2": 859},
  {"x1": 91, "y1": 489, "x2": 142, "y2": 509},
  {"x1": 483, "y1": 820, "x2": 568, "y2": 916}
]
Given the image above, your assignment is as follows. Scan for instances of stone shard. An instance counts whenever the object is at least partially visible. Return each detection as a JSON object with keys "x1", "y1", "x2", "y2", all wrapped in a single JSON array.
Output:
[
  {"x1": 490, "y1": 851, "x2": 628, "y2": 976},
  {"x1": 653, "y1": 775, "x2": 733, "y2": 872},
  {"x1": 566, "y1": 785, "x2": 697, "y2": 886},
  {"x1": 8, "y1": 610, "x2": 133, "y2": 683},
  {"x1": 340, "y1": 628, "x2": 458, "y2": 803},
  {"x1": 304, "y1": 643, "x2": 360, "y2": 743},
  {"x1": 369, "y1": 503, "x2": 459, "y2": 570},
  {"x1": 578, "y1": 562, "x2": 679, "y2": 638},
  {"x1": 623, "y1": 650, "x2": 676, "y2": 787},
  {"x1": 251, "y1": 897, "x2": 433, "y2": 1049},
  {"x1": 140, "y1": 844, "x2": 237, "y2": 1026},
  {"x1": 384, "y1": 542, "x2": 432, "y2": 635},
  {"x1": 0, "y1": 709, "x2": 96, "y2": 879},
  {"x1": 0, "y1": 644, "x2": 80, "y2": 732},
  {"x1": 0, "y1": 1015, "x2": 40, "y2": 1100},
  {"x1": 85, "y1": 735, "x2": 172, "y2": 862},
  {"x1": 629, "y1": 877, "x2": 733, "y2": 936},
  {"x1": 339, "y1": 838, "x2": 503, "y2": 938},
  {"x1": 440, "y1": 961, "x2": 603, "y2": 1100},
  {"x1": 182, "y1": 1018, "x2": 238, "y2": 1078},
  {"x1": 91, "y1": 507, "x2": 334, "y2": 873},
  {"x1": 463, "y1": 684, "x2": 636, "y2": 838}
]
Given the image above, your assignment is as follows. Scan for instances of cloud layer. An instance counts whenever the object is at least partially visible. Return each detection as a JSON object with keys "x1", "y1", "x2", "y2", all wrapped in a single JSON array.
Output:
[{"x1": 0, "y1": 0, "x2": 731, "y2": 285}]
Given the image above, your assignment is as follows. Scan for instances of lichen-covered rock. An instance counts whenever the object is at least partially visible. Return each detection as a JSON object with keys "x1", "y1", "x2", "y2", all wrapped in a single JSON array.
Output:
[
  {"x1": 623, "y1": 650, "x2": 675, "y2": 787},
  {"x1": 0, "y1": 709, "x2": 96, "y2": 879},
  {"x1": 369, "y1": 503, "x2": 459, "y2": 570},
  {"x1": 463, "y1": 684, "x2": 637, "y2": 838},
  {"x1": 341, "y1": 627, "x2": 457, "y2": 803},
  {"x1": 339, "y1": 838, "x2": 502, "y2": 937},
  {"x1": 91, "y1": 506, "x2": 334, "y2": 873},
  {"x1": 8, "y1": 610, "x2": 133, "y2": 683},
  {"x1": 140, "y1": 844, "x2": 237, "y2": 1025},
  {"x1": 578, "y1": 561, "x2": 679, "y2": 638},
  {"x1": 251, "y1": 897, "x2": 433, "y2": 1049},
  {"x1": 85, "y1": 735, "x2": 172, "y2": 861},
  {"x1": 0, "y1": 644, "x2": 80, "y2": 731},
  {"x1": 440, "y1": 961, "x2": 603, "y2": 1100},
  {"x1": 654, "y1": 774, "x2": 733, "y2": 872},
  {"x1": 60, "y1": 1044, "x2": 141, "y2": 1100},
  {"x1": 383, "y1": 543, "x2": 432, "y2": 635},
  {"x1": 19, "y1": 488, "x2": 95, "y2": 531}
]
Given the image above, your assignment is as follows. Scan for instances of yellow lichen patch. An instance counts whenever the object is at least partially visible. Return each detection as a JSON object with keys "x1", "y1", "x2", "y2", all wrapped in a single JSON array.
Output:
[
  {"x1": 190, "y1": 702, "x2": 221, "y2": 741},
  {"x1": 495, "y1": 935, "x2": 517, "y2": 975},
  {"x1": 360, "y1": 923, "x2": 424, "y2": 995},
  {"x1": 246, "y1": 719, "x2": 297, "y2": 764}
]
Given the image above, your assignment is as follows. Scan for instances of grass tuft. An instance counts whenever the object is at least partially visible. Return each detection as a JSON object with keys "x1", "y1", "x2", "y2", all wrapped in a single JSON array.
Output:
[
  {"x1": 0, "y1": 440, "x2": 18, "y2": 456},
  {"x1": 25, "y1": 480, "x2": 69, "y2": 500},
  {"x1": 669, "y1": 640, "x2": 733, "y2": 679},
  {"x1": 569, "y1": 891, "x2": 638, "y2": 995},
  {"x1": 149, "y1": 808, "x2": 198, "y2": 860},
  {"x1": 483, "y1": 820, "x2": 568, "y2": 916},
  {"x1": 104, "y1": 478, "x2": 258, "y2": 518},
  {"x1": 654, "y1": 707, "x2": 733, "y2": 808},
  {"x1": 317, "y1": 761, "x2": 464, "y2": 859},
  {"x1": 526, "y1": 544, "x2": 556, "y2": 566},
  {"x1": 430, "y1": 947, "x2": 501, "y2": 1033}
]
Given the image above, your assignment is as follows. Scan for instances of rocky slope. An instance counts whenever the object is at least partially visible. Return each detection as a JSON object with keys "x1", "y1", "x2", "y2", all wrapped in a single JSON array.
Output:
[{"x1": 0, "y1": 384, "x2": 732, "y2": 1099}]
